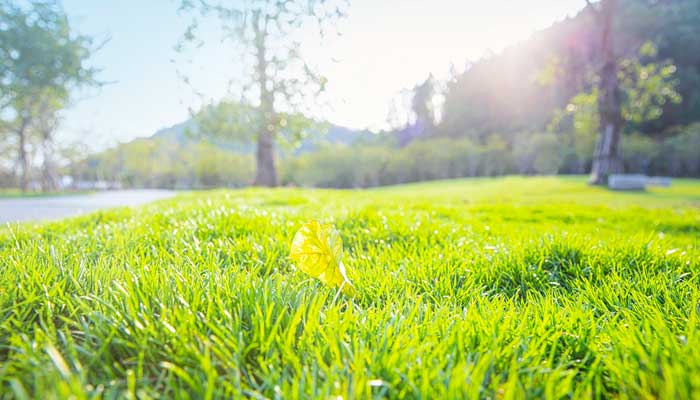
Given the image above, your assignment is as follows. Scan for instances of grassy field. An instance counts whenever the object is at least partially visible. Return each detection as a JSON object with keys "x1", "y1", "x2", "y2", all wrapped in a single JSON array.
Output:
[{"x1": 1, "y1": 176, "x2": 699, "y2": 399}]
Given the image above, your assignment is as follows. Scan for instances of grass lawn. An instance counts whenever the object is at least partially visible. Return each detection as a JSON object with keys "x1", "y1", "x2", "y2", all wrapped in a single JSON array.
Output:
[{"x1": 1, "y1": 176, "x2": 699, "y2": 398}]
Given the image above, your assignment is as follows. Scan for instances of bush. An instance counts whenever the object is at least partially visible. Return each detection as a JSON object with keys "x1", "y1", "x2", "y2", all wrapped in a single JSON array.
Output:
[
  {"x1": 74, "y1": 139, "x2": 254, "y2": 189},
  {"x1": 660, "y1": 124, "x2": 700, "y2": 176},
  {"x1": 282, "y1": 137, "x2": 516, "y2": 188},
  {"x1": 621, "y1": 134, "x2": 658, "y2": 174},
  {"x1": 513, "y1": 133, "x2": 564, "y2": 175},
  {"x1": 67, "y1": 124, "x2": 700, "y2": 191}
]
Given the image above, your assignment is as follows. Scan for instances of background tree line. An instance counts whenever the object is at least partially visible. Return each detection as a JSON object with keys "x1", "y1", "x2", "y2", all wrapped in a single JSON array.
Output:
[
  {"x1": 2, "y1": 0, "x2": 700, "y2": 191},
  {"x1": 82, "y1": 0, "x2": 698, "y2": 189},
  {"x1": 0, "y1": 0, "x2": 98, "y2": 191},
  {"x1": 68, "y1": 121, "x2": 698, "y2": 189},
  {"x1": 436, "y1": 0, "x2": 698, "y2": 184}
]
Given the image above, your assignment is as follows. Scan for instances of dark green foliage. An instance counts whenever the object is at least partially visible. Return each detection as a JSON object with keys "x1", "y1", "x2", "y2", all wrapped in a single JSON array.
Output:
[
  {"x1": 439, "y1": 0, "x2": 700, "y2": 142},
  {"x1": 282, "y1": 124, "x2": 700, "y2": 188}
]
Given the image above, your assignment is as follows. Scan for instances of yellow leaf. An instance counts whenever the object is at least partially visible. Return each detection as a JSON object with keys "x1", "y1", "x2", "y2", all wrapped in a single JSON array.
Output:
[{"x1": 290, "y1": 220, "x2": 355, "y2": 294}]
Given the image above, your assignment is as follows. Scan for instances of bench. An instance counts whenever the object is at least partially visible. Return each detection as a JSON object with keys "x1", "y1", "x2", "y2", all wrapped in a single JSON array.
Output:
[
  {"x1": 608, "y1": 174, "x2": 647, "y2": 191},
  {"x1": 646, "y1": 176, "x2": 672, "y2": 187},
  {"x1": 607, "y1": 174, "x2": 673, "y2": 190}
]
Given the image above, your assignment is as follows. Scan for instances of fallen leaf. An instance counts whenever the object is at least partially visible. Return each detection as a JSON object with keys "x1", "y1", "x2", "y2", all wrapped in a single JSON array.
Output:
[{"x1": 290, "y1": 220, "x2": 355, "y2": 295}]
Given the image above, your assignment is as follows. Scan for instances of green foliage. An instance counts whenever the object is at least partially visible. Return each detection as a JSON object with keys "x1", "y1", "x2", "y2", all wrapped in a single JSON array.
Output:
[
  {"x1": 176, "y1": 0, "x2": 347, "y2": 185},
  {"x1": 284, "y1": 135, "x2": 562, "y2": 188},
  {"x1": 0, "y1": 0, "x2": 99, "y2": 191},
  {"x1": 1, "y1": 177, "x2": 699, "y2": 398},
  {"x1": 72, "y1": 139, "x2": 254, "y2": 189},
  {"x1": 175, "y1": 0, "x2": 345, "y2": 139},
  {"x1": 282, "y1": 145, "x2": 391, "y2": 188},
  {"x1": 410, "y1": 74, "x2": 437, "y2": 129},
  {"x1": 282, "y1": 126, "x2": 700, "y2": 189},
  {"x1": 190, "y1": 101, "x2": 325, "y2": 149},
  {"x1": 621, "y1": 133, "x2": 658, "y2": 173},
  {"x1": 439, "y1": 0, "x2": 700, "y2": 141},
  {"x1": 0, "y1": 0, "x2": 97, "y2": 108},
  {"x1": 620, "y1": 124, "x2": 700, "y2": 176},
  {"x1": 618, "y1": 43, "x2": 682, "y2": 126},
  {"x1": 549, "y1": 91, "x2": 599, "y2": 139},
  {"x1": 0, "y1": 0, "x2": 98, "y2": 115},
  {"x1": 283, "y1": 138, "x2": 514, "y2": 188},
  {"x1": 660, "y1": 123, "x2": 700, "y2": 176},
  {"x1": 550, "y1": 43, "x2": 681, "y2": 139},
  {"x1": 77, "y1": 120, "x2": 700, "y2": 191},
  {"x1": 649, "y1": 0, "x2": 700, "y2": 127},
  {"x1": 513, "y1": 133, "x2": 564, "y2": 175},
  {"x1": 85, "y1": 128, "x2": 692, "y2": 192}
]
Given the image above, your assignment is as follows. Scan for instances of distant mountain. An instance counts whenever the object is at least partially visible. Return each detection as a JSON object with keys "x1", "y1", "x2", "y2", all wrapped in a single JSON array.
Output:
[
  {"x1": 151, "y1": 120, "x2": 194, "y2": 144},
  {"x1": 151, "y1": 117, "x2": 381, "y2": 154}
]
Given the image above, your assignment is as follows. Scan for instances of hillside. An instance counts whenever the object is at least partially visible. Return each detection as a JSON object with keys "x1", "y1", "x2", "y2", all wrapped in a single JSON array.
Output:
[
  {"x1": 151, "y1": 118, "x2": 379, "y2": 154},
  {"x1": 69, "y1": 117, "x2": 383, "y2": 188},
  {"x1": 440, "y1": 0, "x2": 700, "y2": 138}
]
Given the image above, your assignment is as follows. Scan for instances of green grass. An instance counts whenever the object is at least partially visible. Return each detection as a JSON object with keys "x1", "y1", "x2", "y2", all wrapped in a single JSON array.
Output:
[{"x1": 1, "y1": 176, "x2": 699, "y2": 399}]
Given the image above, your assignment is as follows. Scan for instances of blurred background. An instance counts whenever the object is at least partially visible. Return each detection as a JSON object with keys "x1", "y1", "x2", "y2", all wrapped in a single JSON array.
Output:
[{"x1": 0, "y1": 0, "x2": 698, "y2": 192}]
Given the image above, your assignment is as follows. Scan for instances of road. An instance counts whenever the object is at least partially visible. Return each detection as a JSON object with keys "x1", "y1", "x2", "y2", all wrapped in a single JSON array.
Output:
[{"x1": 0, "y1": 190, "x2": 176, "y2": 224}]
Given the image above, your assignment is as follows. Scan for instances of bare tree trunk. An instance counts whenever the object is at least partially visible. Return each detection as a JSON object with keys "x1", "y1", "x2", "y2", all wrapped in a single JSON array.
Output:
[
  {"x1": 252, "y1": 11, "x2": 277, "y2": 187},
  {"x1": 37, "y1": 98, "x2": 60, "y2": 192},
  {"x1": 41, "y1": 138, "x2": 58, "y2": 192},
  {"x1": 255, "y1": 130, "x2": 277, "y2": 186},
  {"x1": 17, "y1": 118, "x2": 30, "y2": 192},
  {"x1": 589, "y1": 0, "x2": 623, "y2": 185}
]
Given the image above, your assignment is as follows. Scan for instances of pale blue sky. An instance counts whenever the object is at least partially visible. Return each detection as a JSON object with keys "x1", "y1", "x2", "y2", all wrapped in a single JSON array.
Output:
[{"x1": 59, "y1": 0, "x2": 585, "y2": 148}]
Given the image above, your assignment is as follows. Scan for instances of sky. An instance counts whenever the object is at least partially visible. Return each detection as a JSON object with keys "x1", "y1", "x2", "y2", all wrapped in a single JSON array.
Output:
[{"x1": 59, "y1": 0, "x2": 585, "y2": 148}]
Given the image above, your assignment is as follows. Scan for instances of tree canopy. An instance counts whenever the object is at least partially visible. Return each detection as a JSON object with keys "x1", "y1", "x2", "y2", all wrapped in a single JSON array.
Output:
[
  {"x1": 176, "y1": 0, "x2": 347, "y2": 186},
  {"x1": 439, "y1": 0, "x2": 699, "y2": 142},
  {"x1": 0, "y1": 0, "x2": 98, "y2": 191}
]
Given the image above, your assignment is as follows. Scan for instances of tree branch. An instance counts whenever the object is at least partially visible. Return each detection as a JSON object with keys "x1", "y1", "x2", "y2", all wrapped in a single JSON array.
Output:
[{"x1": 585, "y1": 0, "x2": 601, "y2": 19}]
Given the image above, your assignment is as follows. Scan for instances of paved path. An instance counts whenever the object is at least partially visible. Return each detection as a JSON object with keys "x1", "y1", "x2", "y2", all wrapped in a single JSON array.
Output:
[{"x1": 0, "y1": 190, "x2": 176, "y2": 224}]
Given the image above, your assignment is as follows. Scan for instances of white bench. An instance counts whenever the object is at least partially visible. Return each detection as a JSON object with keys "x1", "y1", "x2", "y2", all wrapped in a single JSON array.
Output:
[
  {"x1": 608, "y1": 174, "x2": 647, "y2": 190},
  {"x1": 647, "y1": 176, "x2": 672, "y2": 187},
  {"x1": 607, "y1": 175, "x2": 673, "y2": 190}
]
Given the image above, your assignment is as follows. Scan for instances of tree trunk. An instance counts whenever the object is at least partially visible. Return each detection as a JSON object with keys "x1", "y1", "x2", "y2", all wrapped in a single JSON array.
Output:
[
  {"x1": 41, "y1": 138, "x2": 58, "y2": 192},
  {"x1": 252, "y1": 10, "x2": 277, "y2": 187},
  {"x1": 590, "y1": 120, "x2": 622, "y2": 183},
  {"x1": 589, "y1": 0, "x2": 623, "y2": 185},
  {"x1": 17, "y1": 118, "x2": 30, "y2": 192},
  {"x1": 254, "y1": 130, "x2": 277, "y2": 186}
]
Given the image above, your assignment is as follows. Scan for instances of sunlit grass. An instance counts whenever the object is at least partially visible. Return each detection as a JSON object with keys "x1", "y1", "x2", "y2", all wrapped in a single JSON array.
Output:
[{"x1": 1, "y1": 176, "x2": 699, "y2": 398}]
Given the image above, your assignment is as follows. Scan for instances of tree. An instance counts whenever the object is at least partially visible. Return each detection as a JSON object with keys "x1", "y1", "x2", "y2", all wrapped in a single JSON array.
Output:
[
  {"x1": 438, "y1": 0, "x2": 698, "y2": 159},
  {"x1": 33, "y1": 88, "x2": 65, "y2": 191},
  {"x1": 548, "y1": 41, "x2": 680, "y2": 166},
  {"x1": 8, "y1": 96, "x2": 34, "y2": 191},
  {"x1": 584, "y1": 0, "x2": 681, "y2": 184},
  {"x1": 187, "y1": 100, "x2": 321, "y2": 156},
  {"x1": 177, "y1": 0, "x2": 347, "y2": 187},
  {"x1": 386, "y1": 75, "x2": 439, "y2": 146},
  {"x1": 411, "y1": 74, "x2": 437, "y2": 133},
  {"x1": 0, "y1": 0, "x2": 98, "y2": 192},
  {"x1": 586, "y1": 0, "x2": 622, "y2": 185}
]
